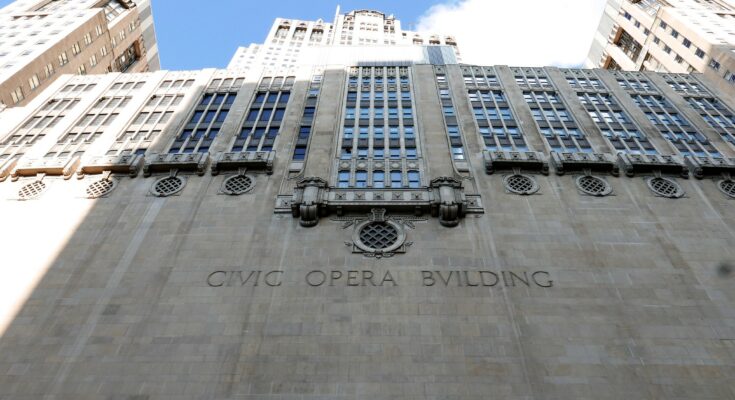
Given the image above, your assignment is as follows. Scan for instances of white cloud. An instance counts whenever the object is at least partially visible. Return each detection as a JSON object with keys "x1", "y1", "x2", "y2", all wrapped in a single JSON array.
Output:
[{"x1": 416, "y1": 0, "x2": 608, "y2": 67}]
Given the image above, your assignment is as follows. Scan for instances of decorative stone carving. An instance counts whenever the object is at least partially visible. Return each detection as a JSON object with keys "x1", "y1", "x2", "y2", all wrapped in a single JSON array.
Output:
[
  {"x1": 576, "y1": 175, "x2": 613, "y2": 197},
  {"x1": 17, "y1": 174, "x2": 48, "y2": 201},
  {"x1": 617, "y1": 153, "x2": 687, "y2": 178},
  {"x1": 143, "y1": 152, "x2": 209, "y2": 177},
  {"x1": 684, "y1": 155, "x2": 735, "y2": 180},
  {"x1": 85, "y1": 172, "x2": 117, "y2": 199},
  {"x1": 150, "y1": 170, "x2": 186, "y2": 197},
  {"x1": 290, "y1": 177, "x2": 329, "y2": 227},
  {"x1": 465, "y1": 194, "x2": 484, "y2": 212},
  {"x1": 647, "y1": 176, "x2": 684, "y2": 199},
  {"x1": 78, "y1": 154, "x2": 144, "y2": 178},
  {"x1": 274, "y1": 195, "x2": 293, "y2": 212},
  {"x1": 717, "y1": 179, "x2": 735, "y2": 199},
  {"x1": 285, "y1": 177, "x2": 481, "y2": 228},
  {"x1": 430, "y1": 177, "x2": 465, "y2": 227},
  {"x1": 12, "y1": 156, "x2": 80, "y2": 180},
  {"x1": 332, "y1": 208, "x2": 425, "y2": 258},
  {"x1": 550, "y1": 152, "x2": 619, "y2": 176},
  {"x1": 503, "y1": 173, "x2": 540, "y2": 195},
  {"x1": 0, "y1": 157, "x2": 19, "y2": 182},
  {"x1": 211, "y1": 151, "x2": 275, "y2": 176},
  {"x1": 483, "y1": 150, "x2": 549, "y2": 175},
  {"x1": 220, "y1": 170, "x2": 255, "y2": 196}
]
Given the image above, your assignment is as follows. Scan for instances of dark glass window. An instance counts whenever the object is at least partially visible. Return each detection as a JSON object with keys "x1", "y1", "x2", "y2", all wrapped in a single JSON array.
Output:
[
  {"x1": 190, "y1": 111, "x2": 204, "y2": 123},
  {"x1": 203, "y1": 111, "x2": 216, "y2": 123},
  {"x1": 293, "y1": 147, "x2": 306, "y2": 160},
  {"x1": 212, "y1": 94, "x2": 226, "y2": 105},
  {"x1": 260, "y1": 109, "x2": 272, "y2": 121}
]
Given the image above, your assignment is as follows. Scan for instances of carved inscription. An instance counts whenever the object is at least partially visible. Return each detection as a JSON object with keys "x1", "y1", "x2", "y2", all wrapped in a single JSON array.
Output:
[
  {"x1": 421, "y1": 270, "x2": 553, "y2": 288},
  {"x1": 206, "y1": 270, "x2": 283, "y2": 287},
  {"x1": 305, "y1": 270, "x2": 397, "y2": 287},
  {"x1": 206, "y1": 269, "x2": 553, "y2": 289}
]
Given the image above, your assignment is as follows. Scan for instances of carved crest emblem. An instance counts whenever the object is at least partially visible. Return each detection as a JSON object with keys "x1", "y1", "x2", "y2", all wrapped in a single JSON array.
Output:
[{"x1": 331, "y1": 208, "x2": 426, "y2": 258}]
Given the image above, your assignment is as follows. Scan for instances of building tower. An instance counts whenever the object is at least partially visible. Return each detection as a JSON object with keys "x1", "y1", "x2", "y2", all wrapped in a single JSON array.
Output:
[
  {"x1": 228, "y1": 7, "x2": 460, "y2": 71},
  {"x1": 587, "y1": 0, "x2": 735, "y2": 92},
  {"x1": 0, "y1": 0, "x2": 159, "y2": 108}
]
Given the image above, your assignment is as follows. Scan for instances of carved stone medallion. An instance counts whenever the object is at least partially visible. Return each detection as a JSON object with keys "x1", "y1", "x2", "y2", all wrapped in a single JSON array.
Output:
[{"x1": 331, "y1": 208, "x2": 426, "y2": 258}]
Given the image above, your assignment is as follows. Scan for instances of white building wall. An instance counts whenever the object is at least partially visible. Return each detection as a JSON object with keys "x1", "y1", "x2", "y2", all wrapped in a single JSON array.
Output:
[{"x1": 228, "y1": 8, "x2": 461, "y2": 71}]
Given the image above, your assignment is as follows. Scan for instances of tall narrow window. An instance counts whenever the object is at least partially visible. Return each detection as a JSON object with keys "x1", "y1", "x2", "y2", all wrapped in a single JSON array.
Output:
[
  {"x1": 169, "y1": 91, "x2": 238, "y2": 154},
  {"x1": 617, "y1": 72, "x2": 720, "y2": 157},
  {"x1": 233, "y1": 82, "x2": 292, "y2": 153},
  {"x1": 337, "y1": 67, "x2": 422, "y2": 188}
]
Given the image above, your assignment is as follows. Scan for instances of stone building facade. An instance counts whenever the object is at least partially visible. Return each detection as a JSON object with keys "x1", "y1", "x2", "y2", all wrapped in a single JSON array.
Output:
[{"x1": 0, "y1": 54, "x2": 734, "y2": 399}]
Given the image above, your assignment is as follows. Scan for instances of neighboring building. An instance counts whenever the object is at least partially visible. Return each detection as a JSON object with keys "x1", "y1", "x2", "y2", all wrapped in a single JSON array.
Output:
[
  {"x1": 0, "y1": 53, "x2": 735, "y2": 397},
  {"x1": 228, "y1": 7, "x2": 461, "y2": 71},
  {"x1": 587, "y1": 0, "x2": 735, "y2": 92},
  {"x1": 0, "y1": 0, "x2": 159, "y2": 108}
]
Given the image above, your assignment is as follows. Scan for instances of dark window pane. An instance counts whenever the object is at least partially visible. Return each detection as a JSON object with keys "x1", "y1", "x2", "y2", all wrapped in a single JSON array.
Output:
[{"x1": 260, "y1": 109, "x2": 272, "y2": 121}]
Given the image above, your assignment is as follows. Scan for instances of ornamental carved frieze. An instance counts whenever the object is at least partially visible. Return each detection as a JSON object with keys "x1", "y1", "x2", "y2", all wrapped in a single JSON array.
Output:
[
  {"x1": 617, "y1": 153, "x2": 687, "y2": 178},
  {"x1": 684, "y1": 155, "x2": 735, "y2": 180},
  {"x1": 78, "y1": 154, "x2": 144, "y2": 178},
  {"x1": 12, "y1": 156, "x2": 80, "y2": 180},
  {"x1": 550, "y1": 152, "x2": 619, "y2": 177},
  {"x1": 211, "y1": 151, "x2": 275, "y2": 176},
  {"x1": 143, "y1": 152, "x2": 209, "y2": 177},
  {"x1": 483, "y1": 150, "x2": 549, "y2": 176},
  {"x1": 286, "y1": 176, "x2": 483, "y2": 228}
]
